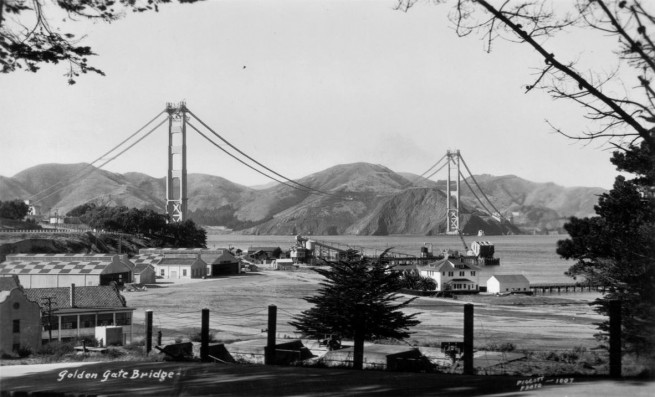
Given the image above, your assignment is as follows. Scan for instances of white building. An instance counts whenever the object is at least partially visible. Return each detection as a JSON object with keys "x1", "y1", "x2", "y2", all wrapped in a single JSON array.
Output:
[
  {"x1": 417, "y1": 256, "x2": 481, "y2": 293},
  {"x1": 487, "y1": 275, "x2": 530, "y2": 294}
]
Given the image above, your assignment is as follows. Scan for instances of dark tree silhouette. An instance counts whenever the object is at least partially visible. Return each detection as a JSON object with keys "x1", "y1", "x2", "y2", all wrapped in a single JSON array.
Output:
[
  {"x1": 0, "y1": 0, "x2": 202, "y2": 84},
  {"x1": 290, "y1": 250, "x2": 420, "y2": 342}
]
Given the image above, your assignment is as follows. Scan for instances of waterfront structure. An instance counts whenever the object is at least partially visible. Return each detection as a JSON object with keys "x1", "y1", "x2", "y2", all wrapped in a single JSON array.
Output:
[
  {"x1": 0, "y1": 276, "x2": 41, "y2": 353},
  {"x1": 487, "y1": 274, "x2": 530, "y2": 294},
  {"x1": 417, "y1": 255, "x2": 481, "y2": 293},
  {"x1": 0, "y1": 254, "x2": 133, "y2": 288},
  {"x1": 247, "y1": 247, "x2": 282, "y2": 262},
  {"x1": 25, "y1": 284, "x2": 134, "y2": 344}
]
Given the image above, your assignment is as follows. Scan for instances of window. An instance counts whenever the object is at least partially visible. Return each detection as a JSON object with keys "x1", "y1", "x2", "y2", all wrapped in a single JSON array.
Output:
[
  {"x1": 116, "y1": 312, "x2": 131, "y2": 326},
  {"x1": 448, "y1": 272, "x2": 454, "y2": 277},
  {"x1": 80, "y1": 315, "x2": 95, "y2": 328},
  {"x1": 471, "y1": 271, "x2": 476, "y2": 276},
  {"x1": 459, "y1": 271, "x2": 465, "y2": 276},
  {"x1": 61, "y1": 316, "x2": 77, "y2": 329},
  {"x1": 183, "y1": 269, "x2": 187, "y2": 277},
  {"x1": 13, "y1": 319, "x2": 20, "y2": 333},
  {"x1": 98, "y1": 313, "x2": 114, "y2": 326},
  {"x1": 442, "y1": 272, "x2": 445, "y2": 276},
  {"x1": 160, "y1": 269, "x2": 165, "y2": 276}
]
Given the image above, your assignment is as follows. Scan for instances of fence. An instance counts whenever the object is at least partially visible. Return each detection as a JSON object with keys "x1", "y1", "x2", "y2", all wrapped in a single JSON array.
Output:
[{"x1": 129, "y1": 300, "x2": 624, "y2": 378}]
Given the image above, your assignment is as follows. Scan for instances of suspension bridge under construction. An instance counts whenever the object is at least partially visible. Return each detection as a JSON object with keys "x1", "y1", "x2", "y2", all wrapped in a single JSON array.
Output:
[{"x1": 25, "y1": 102, "x2": 511, "y2": 260}]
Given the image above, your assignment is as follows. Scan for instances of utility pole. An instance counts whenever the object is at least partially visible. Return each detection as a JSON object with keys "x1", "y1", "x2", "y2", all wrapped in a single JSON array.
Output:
[{"x1": 41, "y1": 297, "x2": 55, "y2": 343}]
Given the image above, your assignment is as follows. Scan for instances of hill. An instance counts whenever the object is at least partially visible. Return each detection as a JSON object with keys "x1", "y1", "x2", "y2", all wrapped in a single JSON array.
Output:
[{"x1": 0, "y1": 163, "x2": 604, "y2": 235}]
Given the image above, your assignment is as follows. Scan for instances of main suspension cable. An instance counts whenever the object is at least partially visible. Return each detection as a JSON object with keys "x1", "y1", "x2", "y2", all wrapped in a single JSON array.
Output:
[
  {"x1": 28, "y1": 110, "x2": 166, "y2": 202},
  {"x1": 187, "y1": 110, "x2": 350, "y2": 200},
  {"x1": 33, "y1": 117, "x2": 167, "y2": 205}
]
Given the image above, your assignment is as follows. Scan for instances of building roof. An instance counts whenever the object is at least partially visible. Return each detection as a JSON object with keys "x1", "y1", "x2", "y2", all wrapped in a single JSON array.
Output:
[
  {"x1": 6, "y1": 254, "x2": 119, "y2": 262},
  {"x1": 159, "y1": 258, "x2": 200, "y2": 266},
  {"x1": 447, "y1": 278, "x2": 476, "y2": 283},
  {"x1": 0, "y1": 275, "x2": 20, "y2": 291},
  {"x1": 417, "y1": 257, "x2": 481, "y2": 272},
  {"x1": 489, "y1": 274, "x2": 530, "y2": 284},
  {"x1": 133, "y1": 263, "x2": 155, "y2": 273},
  {"x1": 132, "y1": 254, "x2": 164, "y2": 266},
  {"x1": 212, "y1": 252, "x2": 238, "y2": 264},
  {"x1": 0, "y1": 260, "x2": 130, "y2": 276},
  {"x1": 24, "y1": 286, "x2": 129, "y2": 310}
]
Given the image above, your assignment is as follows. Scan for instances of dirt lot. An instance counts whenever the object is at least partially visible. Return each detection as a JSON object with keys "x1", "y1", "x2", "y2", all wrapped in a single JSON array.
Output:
[{"x1": 124, "y1": 269, "x2": 604, "y2": 353}]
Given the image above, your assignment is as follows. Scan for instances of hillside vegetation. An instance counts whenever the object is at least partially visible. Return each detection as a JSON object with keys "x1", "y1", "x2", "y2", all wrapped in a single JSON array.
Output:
[{"x1": 0, "y1": 163, "x2": 604, "y2": 236}]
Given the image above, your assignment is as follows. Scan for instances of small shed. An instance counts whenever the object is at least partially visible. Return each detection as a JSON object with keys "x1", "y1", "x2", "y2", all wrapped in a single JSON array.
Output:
[
  {"x1": 487, "y1": 275, "x2": 530, "y2": 293},
  {"x1": 209, "y1": 252, "x2": 240, "y2": 276},
  {"x1": 133, "y1": 263, "x2": 156, "y2": 284}
]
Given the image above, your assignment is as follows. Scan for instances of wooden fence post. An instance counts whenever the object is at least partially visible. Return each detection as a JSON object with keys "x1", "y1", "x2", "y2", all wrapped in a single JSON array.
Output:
[
  {"x1": 609, "y1": 300, "x2": 622, "y2": 378},
  {"x1": 463, "y1": 303, "x2": 474, "y2": 375},
  {"x1": 265, "y1": 305, "x2": 277, "y2": 365},
  {"x1": 201, "y1": 308, "x2": 209, "y2": 362},
  {"x1": 145, "y1": 310, "x2": 153, "y2": 355}
]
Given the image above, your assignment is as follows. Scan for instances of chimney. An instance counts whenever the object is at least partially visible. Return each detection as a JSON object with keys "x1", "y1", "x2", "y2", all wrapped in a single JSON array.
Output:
[{"x1": 70, "y1": 284, "x2": 76, "y2": 307}]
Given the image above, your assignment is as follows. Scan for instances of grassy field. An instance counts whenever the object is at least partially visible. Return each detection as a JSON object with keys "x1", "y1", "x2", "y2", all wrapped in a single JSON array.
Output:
[{"x1": 123, "y1": 269, "x2": 605, "y2": 353}]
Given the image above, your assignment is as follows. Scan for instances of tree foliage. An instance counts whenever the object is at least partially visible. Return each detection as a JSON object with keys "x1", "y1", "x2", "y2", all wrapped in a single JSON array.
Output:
[
  {"x1": 289, "y1": 251, "x2": 420, "y2": 342},
  {"x1": 0, "y1": 199, "x2": 29, "y2": 219},
  {"x1": 398, "y1": 0, "x2": 655, "y2": 354},
  {"x1": 557, "y1": 145, "x2": 655, "y2": 354},
  {"x1": 1, "y1": 0, "x2": 202, "y2": 84},
  {"x1": 67, "y1": 203, "x2": 207, "y2": 248}
]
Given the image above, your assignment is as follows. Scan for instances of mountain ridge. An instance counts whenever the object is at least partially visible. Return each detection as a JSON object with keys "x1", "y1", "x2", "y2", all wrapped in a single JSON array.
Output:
[{"x1": 0, "y1": 162, "x2": 604, "y2": 235}]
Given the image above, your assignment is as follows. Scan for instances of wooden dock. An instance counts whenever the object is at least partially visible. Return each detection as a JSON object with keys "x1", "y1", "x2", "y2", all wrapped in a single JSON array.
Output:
[{"x1": 529, "y1": 282, "x2": 606, "y2": 294}]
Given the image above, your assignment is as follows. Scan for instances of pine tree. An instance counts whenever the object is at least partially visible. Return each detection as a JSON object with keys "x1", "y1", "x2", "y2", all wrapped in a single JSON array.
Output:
[
  {"x1": 557, "y1": 142, "x2": 655, "y2": 354},
  {"x1": 289, "y1": 251, "x2": 420, "y2": 342}
]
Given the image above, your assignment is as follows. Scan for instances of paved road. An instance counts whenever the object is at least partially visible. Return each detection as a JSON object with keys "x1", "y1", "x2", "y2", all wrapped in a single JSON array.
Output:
[{"x1": 1, "y1": 361, "x2": 654, "y2": 396}]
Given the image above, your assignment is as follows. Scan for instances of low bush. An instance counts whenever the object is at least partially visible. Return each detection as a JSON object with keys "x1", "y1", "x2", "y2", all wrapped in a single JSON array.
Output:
[
  {"x1": 37, "y1": 341, "x2": 75, "y2": 357},
  {"x1": 16, "y1": 345, "x2": 32, "y2": 358},
  {"x1": 188, "y1": 329, "x2": 217, "y2": 343},
  {"x1": 478, "y1": 342, "x2": 516, "y2": 352}
]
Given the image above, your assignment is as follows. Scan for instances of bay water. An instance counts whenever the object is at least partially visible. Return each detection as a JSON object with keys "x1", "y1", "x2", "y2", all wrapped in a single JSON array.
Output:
[{"x1": 207, "y1": 234, "x2": 577, "y2": 285}]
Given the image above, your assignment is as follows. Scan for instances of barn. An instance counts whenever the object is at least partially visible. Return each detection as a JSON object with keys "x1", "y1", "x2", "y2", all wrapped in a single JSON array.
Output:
[
  {"x1": 0, "y1": 254, "x2": 133, "y2": 288},
  {"x1": 487, "y1": 274, "x2": 530, "y2": 294}
]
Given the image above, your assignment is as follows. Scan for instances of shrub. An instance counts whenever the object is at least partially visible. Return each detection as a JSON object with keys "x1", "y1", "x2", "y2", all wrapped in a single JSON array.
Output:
[
  {"x1": 188, "y1": 329, "x2": 217, "y2": 343},
  {"x1": 37, "y1": 341, "x2": 75, "y2": 357},
  {"x1": 479, "y1": 342, "x2": 516, "y2": 352},
  {"x1": 16, "y1": 345, "x2": 32, "y2": 358},
  {"x1": 105, "y1": 348, "x2": 125, "y2": 359}
]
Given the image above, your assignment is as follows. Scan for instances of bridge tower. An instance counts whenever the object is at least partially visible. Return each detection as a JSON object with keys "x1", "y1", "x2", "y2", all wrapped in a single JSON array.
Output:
[
  {"x1": 165, "y1": 102, "x2": 188, "y2": 222},
  {"x1": 445, "y1": 149, "x2": 461, "y2": 235}
]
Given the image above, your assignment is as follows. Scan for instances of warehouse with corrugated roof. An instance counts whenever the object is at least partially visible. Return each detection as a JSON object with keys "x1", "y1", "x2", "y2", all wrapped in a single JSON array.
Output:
[{"x1": 0, "y1": 254, "x2": 133, "y2": 288}]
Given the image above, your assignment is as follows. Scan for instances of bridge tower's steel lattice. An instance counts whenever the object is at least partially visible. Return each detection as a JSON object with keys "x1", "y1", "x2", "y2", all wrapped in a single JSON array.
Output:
[
  {"x1": 446, "y1": 149, "x2": 461, "y2": 235},
  {"x1": 165, "y1": 102, "x2": 188, "y2": 222}
]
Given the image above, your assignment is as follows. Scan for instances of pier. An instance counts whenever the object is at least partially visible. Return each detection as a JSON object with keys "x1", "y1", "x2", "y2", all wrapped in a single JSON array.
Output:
[{"x1": 529, "y1": 282, "x2": 606, "y2": 294}]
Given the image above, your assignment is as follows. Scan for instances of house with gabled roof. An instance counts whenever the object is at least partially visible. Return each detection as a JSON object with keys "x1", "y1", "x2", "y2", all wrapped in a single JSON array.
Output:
[
  {"x1": 24, "y1": 283, "x2": 135, "y2": 344},
  {"x1": 0, "y1": 275, "x2": 41, "y2": 353},
  {"x1": 416, "y1": 255, "x2": 481, "y2": 293},
  {"x1": 0, "y1": 254, "x2": 133, "y2": 288}
]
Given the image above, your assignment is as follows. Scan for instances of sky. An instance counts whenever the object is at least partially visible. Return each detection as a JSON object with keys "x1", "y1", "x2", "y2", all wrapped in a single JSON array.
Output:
[{"x1": 0, "y1": 0, "x2": 628, "y2": 189}]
